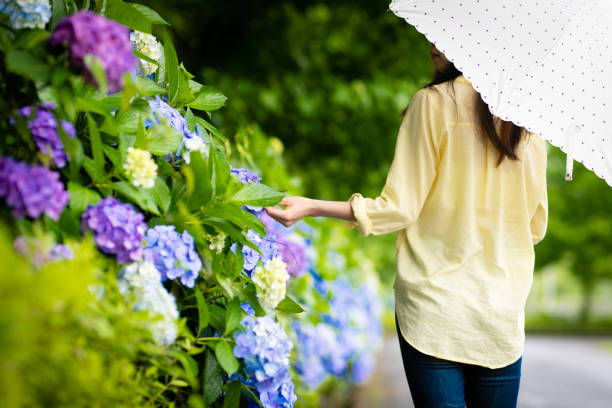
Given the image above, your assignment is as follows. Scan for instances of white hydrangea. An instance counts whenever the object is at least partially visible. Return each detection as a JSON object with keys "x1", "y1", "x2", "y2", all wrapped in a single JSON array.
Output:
[
  {"x1": 123, "y1": 147, "x2": 158, "y2": 188},
  {"x1": 251, "y1": 256, "x2": 290, "y2": 310},
  {"x1": 118, "y1": 262, "x2": 179, "y2": 345},
  {"x1": 183, "y1": 135, "x2": 209, "y2": 164},
  {"x1": 130, "y1": 30, "x2": 162, "y2": 75},
  {"x1": 206, "y1": 231, "x2": 226, "y2": 254},
  {"x1": 1, "y1": 0, "x2": 51, "y2": 29}
]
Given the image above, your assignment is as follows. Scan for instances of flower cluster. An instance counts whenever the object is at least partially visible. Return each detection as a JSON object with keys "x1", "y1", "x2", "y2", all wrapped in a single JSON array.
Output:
[
  {"x1": 242, "y1": 229, "x2": 279, "y2": 275},
  {"x1": 130, "y1": 30, "x2": 162, "y2": 76},
  {"x1": 123, "y1": 147, "x2": 158, "y2": 188},
  {"x1": 0, "y1": 0, "x2": 51, "y2": 29},
  {"x1": 252, "y1": 256, "x2": 290, "y2": 310},
  {"x1": 118, "y1": 262, "x2": 179, "y2": 345},
  {"x1": 205, "y1": 230, "x2": 226, "y2": 254},
  {"x1": 0, "y1": 157, "x2": 69, "y2": 220},
  {"x1": 81, "y1": 197, "x2": 146, "y2": 263},
  {"x1": 233, "y1": 313, "x2": 297, "y2": 408},
  {"x1": 291, "y1": 322, "x2": 348, "y2": 388},
  {"x1": 260, "y1": 212, "x2": 311, "y2": 278},
  {"x1": 50, "y1": 10, "x2": 137, "y2": 93},
  {"x1": 321, "y1": 278, "x2": 383, "y2": 384},
  {"x1": 143, "y1": 225, "x2": 202, "y2": 288},
  {"x1": 14, "y1": 235, "x2": 73, "y2": 268},
  {"x1": 17, "y1": 103, "x2": 75, "y2": 168},
  {"x1": 147, "y1": 95, "x2": 208, "y2": 162}
]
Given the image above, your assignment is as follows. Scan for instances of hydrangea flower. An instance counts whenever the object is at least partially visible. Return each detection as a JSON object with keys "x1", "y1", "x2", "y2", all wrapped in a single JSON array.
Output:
[
  {"x1": 0, "y1": 0, "x2": 51, "y2": 29},
  {"x1": 14, "y1": 235, "x2": 73, "y2": 268},
  {"x1": 251, "y1": 256, "x2": 290, "y2": 310},
  {"x1": 291, "y1": 322, "x2": 349, "y2": 388},
  {"x1": 123, "y1": 147, "x2": 157, "y2": 188},
  {"x1": 0, "y1": 156, "x2": 69, "y2": 220},
  {"x1": 118, "y1": 262, "x2": 179, "y2": 345},
  {"x1": 241, "y1": 229, "x2": 279, "y2": 275},
  {"x1": 130, "y1": 30, "x2": 162, "y2": 76},
  {"x1": 147, "y1": 95, "x2": 208, "y2": 162},
  {"x1": 143, "y1": 225, "x2": 202, "y2": 288},
  {"x1": 49, "y1": 10, "x2": 137, "y2": 93},
  {"x1": 206, "y1": 230, "x2": 226, "y2": 254},
  {"x1": 233, "y1": 314, "x2": 297, "y2": 408},
  {"x1": 231, "y1": 167, "x2": 262, "y2": 184},
  {"x1": 16, "y1": 102, "x2": 75, "y2": 168},
  {"x1": 81, "y1": 197, "x2": 146, "y2": 263}
]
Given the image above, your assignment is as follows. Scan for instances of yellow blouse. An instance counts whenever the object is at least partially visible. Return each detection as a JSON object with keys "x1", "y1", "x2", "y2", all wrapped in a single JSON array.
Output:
[{"x1": 349, "y1": 75, "x2": 548, "y2": 369}]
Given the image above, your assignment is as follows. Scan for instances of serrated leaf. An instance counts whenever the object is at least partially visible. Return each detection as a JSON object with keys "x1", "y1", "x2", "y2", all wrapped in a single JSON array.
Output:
[
  {"x1": 129, "y1": 3, "x2": 169, "y2": 25},
  {"x1": 224, "y1": 298, "x2": 244, "y2": 336},
  {"x1": 274, "y1": 295, "x2": 305, "y2": 314},
  {"x1": 228, "y1": 183, "x2": 285, "y2": 207},
  {"x1": 203, "y1": 350, "x2": 223, "y2": 405},
  {"x1": 223, "y1": 381, "x2": 242, "y2": 408},
  {"x1": 203, "y1": 202, "x2": 265, "y2": 236},
  {"x1": 195, "y1": 287, "x2": 209, "y2": 336},
  {"x1": 113, "y1": 181, "x2": 160, "y2": 215},
  {"x1": 153, "y1": 178, "x2": 171, "y2": 214},
  {"x1": 189, "y1": 86, "x2": 227, "y2": 111},
  {"x1": 104, "y1": 0, "x2": 152, "y2": 33},
  {"x1": 68, "y1": 182, "x2": 101, "y2": 214},
  {"x1": 214, "y1": 341, "x2": 239, "y2": 375},
  {"x1": 135, "y1": 123, "x2": 182, "y2": 155},
  {"x1": 208, "y1": 304, "x2": 225, "y2": 334}
]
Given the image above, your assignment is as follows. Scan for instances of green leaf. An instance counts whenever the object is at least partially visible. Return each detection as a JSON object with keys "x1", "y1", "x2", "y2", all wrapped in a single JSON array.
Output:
[
  {"x1": 223, "y1": 381, "x2": 242, "y2": 408},
  {"x1": 241, "y1": 384, "x2": 262, "y2": 407},
  {"x1": 84, "y1": 55, "x2": 108, "y2": 95},
  {"x1": 163, "y1": 28, "x2": 179, "y2": 103},
  {"x1": 228, "y1": 183, "x2": 285, "y2": 207},
  {"x1": 223, "y1": 298, "x2": 244, "y2": 336},
  {"x1": 186, "y1": 151, "x2": 212, "y2": 211},
  {"x1": 51, "y1": 0, "x2": 66, "y2": 30},
  {"x1": 13, "y1": 29, "x2": 49, "y2": 50},
  {"x1": 194, "y1": 287, "x2": 209, "y2": 336},
  {"x1": 203, "y1": 202, "x2": 265, "y2": 237},
  {"x1": 243, "y1": 284, "x2": 266, "y2": 317},
  {"x1": 112, "y1": 181, "x2": 160, "y2": 215},
  {"x1": 129, "y1": 3, "x2": 169, "y2": 25},
  {"x1": 134, "y1": 75, "x2": 165, "y2": 96},
  {"x1": 203, "y1": 350, "x2": 223, "y2": 405},
  {"x1": 188, "y1": 86, "x2": 227, "y2": 111},
  {"x1": 214, "y1": 341, "x2": 239, "y2": 376},
  {"x1": 68, "y1": 182, "x2": 101, "y2": 214},
  {"x1": 209, "y1": 142, "x2": 230, "y2": 199},
  {"x1": 153, "y1": 178, "x2": 171, "y2": 214},
  {"x1": 104, "y1": 0, "x2": 152, "y2": 33},
  {"x1": 86, "y1": 113, "x2": 105, "y2": 180},
  {"x1": 275, "y1": 296, "x2": 305, "y2": 314},
  {"x1": 174, "y1": 65, "x2": 195, "y2": 107},
  {"x1": 208, "y1": 304, "x2": 225, "y2": 334},
  {"x1": 134, "y1": 123, "x2": 182, "y2": 155},
  {"x1": 5, "y1": 50, "x2": 49, "y2": 82}
]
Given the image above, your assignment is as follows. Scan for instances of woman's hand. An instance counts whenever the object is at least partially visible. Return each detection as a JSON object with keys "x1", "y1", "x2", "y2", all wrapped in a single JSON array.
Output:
[{"x1": 264, "y1": 196, "x2": 313, "y2": 227}]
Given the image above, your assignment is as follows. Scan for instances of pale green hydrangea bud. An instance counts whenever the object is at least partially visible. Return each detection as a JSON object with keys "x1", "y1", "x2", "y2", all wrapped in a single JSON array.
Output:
[
  {"x1": 130, "y1": 30, "x2": 162, "y2": 75},
  {"x1": 123, "y1": 147, "x2": 158, "y2": 188},
  {"x1": 251, "y1": 256, "x2": 289, "y2": 309}
]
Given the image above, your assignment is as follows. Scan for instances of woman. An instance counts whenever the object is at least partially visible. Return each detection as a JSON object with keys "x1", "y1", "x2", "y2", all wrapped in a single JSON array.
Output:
[{"x1": 265, "y1": 43, "x2": 548, "y2": 408}]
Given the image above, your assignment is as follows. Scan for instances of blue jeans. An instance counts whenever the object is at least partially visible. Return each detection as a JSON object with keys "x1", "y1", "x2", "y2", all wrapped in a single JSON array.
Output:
[{"x1": 395, "y1": 316, "x2": 522, "y2": 408}]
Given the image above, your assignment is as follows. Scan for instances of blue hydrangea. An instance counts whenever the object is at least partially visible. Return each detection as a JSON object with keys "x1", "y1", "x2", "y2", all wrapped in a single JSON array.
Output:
[
  {"x1": 0, "y1": 0, "x2": 51, "y2": 29},
  {"x1": 241, "y1": 229, "x2": 279, "y2": 275},
  {"x1": 231, "y1": 167, "x2": 262, "y2": 184},
  {"x1": 143, "y1": 225, "x2": 202, "y2": 288},
  {"x1": 233, "y1": 315, "x2": 297, "y2": 408}
]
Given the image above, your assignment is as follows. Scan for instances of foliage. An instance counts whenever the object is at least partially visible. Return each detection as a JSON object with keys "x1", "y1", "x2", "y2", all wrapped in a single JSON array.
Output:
[{"x1": 0, "y1": 1, "x2": 384, "y2": 407}]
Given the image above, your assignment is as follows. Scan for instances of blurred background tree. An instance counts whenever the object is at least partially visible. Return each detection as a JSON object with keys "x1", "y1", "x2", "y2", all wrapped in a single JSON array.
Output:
[{"x1": 140, "y1": 0, "x2": 612, "y2": 328}]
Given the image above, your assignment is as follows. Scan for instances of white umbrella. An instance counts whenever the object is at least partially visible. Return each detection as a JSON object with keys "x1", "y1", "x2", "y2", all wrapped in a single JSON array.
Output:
[{"x1": 389, "y1": 0, "x2": 612, "y2": 186}]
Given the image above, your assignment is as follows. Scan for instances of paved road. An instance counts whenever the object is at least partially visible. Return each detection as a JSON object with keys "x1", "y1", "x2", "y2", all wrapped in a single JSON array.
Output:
[{"x1": 353, "y1": 334, "x2": 612, "y2": 408}]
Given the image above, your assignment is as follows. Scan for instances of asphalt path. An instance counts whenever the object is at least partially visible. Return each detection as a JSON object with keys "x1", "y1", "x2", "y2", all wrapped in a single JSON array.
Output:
[{"x1": 353, "y1": 334, "x2": 612, "y2": 408}]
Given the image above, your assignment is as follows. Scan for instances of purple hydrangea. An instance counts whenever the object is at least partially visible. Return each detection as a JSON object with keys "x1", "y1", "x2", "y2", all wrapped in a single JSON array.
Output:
[
  {"x1": 17, "y1": 102, "x2": 75, "y2": 168},
  {"x1": 233, "y1": 315, "x2": 297, "y2": 408},
  {"x1": 143, "y1": 225, "x2": 202, "y2": 288},
  {"x1": 0, "y1": 157, "x2": 68, "y2": 220},
  {"x1": 81, "y1": 197, "x2": 146, "y2": 263},
  {"x1": 49, "y1": 10, "x2": 137, "y2": 93}
]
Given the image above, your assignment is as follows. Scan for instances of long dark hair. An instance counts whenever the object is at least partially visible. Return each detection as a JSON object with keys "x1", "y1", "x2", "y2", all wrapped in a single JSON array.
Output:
[{"x1": 409, "y1": 63, "x2": 526, "y2": 166}]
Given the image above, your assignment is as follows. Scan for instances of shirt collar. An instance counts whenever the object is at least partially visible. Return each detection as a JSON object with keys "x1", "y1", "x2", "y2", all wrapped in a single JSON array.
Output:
[{"x1": 455, "y1": 75, "x2": 473, "y2": 87}]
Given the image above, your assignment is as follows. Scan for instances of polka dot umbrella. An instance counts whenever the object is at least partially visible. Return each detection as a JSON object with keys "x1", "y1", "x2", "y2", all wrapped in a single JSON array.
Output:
[{"x1": 389, "y1": 0, "x2": 612, "y2": 186}]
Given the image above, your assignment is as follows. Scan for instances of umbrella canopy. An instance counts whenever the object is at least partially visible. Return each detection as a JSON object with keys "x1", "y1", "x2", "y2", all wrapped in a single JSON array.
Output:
[{"x1": 389, "y1": 0, "x2": 612, "y2": 186}]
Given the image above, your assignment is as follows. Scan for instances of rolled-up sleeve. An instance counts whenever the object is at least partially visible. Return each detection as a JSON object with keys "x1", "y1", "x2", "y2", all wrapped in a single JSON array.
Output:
[{"x1": 348, "y1": 89, "x2": 442, "y2": 236}]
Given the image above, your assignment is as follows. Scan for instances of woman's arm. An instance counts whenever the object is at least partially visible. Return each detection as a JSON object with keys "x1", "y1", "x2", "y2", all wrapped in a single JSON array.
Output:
[{"x1": 265, "y1": 196, "x2": 356, "y2": 227}]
